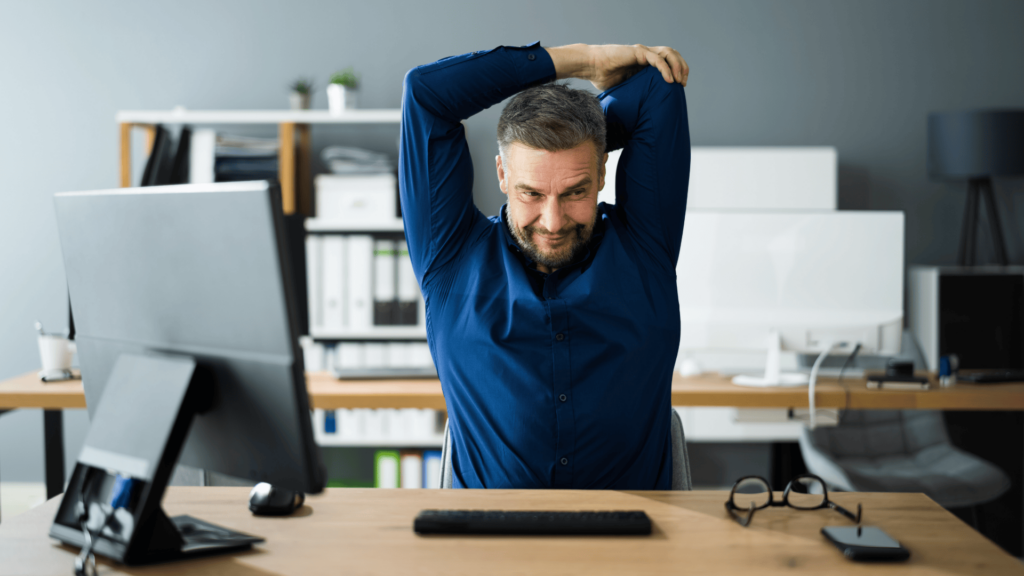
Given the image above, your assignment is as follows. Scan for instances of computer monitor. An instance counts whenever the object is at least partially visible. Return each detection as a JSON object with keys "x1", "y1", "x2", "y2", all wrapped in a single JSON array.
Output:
[
  {"x1": 674, "y1": 211, "x2": 905, "y2": 385},
  {"x1": 48, "y1": 181, "x2": 323, "y2": 564}
]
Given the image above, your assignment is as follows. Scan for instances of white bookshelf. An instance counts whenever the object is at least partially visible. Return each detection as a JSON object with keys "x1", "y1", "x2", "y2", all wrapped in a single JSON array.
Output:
[
  {"x1": 305, "y1": 218, "x2": 405, "y2": 233},
  {"x1": 311, "y1": 327, "x2": 427, "y2": 340}
]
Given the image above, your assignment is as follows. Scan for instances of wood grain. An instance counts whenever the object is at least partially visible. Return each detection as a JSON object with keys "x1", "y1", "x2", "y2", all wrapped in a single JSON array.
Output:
[
  {"x1": 278, "y1": 122, "x2": 296, "y2": 215},
  {"x1": 119, "y1": 123, "x2": 131, "y2": 187},
  {"x1": 0, "y1": 488, "x2": 1020, "y2": 575},
  {"x1": 4, "y1": 370, "x2": 1024, "y2": 411}
]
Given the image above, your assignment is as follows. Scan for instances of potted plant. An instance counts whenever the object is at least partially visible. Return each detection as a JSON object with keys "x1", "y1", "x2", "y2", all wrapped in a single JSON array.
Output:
[
  {"x1": 327, "y1": 68, "x2": 358, "y2": 115},
  {"x1": 289, "y1": 78, "x2": 314, "y2": 110}
]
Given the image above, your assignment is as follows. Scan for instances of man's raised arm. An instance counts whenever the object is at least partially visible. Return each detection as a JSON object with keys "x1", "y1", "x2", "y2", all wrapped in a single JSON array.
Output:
[
  {"x1": 399, "y1": 44, "x2": 556, "y2": 285},
  {"x1": 544, "y1": 44, "x2": 691, "y2": 266}
]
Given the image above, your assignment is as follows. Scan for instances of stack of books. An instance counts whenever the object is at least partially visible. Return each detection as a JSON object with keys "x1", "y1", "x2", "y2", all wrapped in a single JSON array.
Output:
[{"x1": 188, "y1": 130, "x2": 279, "y2": 184}]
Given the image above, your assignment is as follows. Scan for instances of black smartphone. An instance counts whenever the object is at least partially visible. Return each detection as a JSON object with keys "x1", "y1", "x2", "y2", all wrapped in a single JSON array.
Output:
[{"x1": 821, "y1": 526, "x2": 910, "y2": 561}]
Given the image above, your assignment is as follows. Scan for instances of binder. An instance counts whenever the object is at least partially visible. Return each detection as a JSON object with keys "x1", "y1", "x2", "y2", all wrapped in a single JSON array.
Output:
[
  {"x1": 337, "y1": 342, "x2": 365, "y2": 369},
  {"x1": 188, "y1": 129, "x2": 217, "y2": 184},
  {"x1": 347, "y1": 235, "x2": 374, "y2": 330},
  {"x1": 373, "y1": 239, "x2": 397, "y2": 325},
  {"x1": 364, "y1": 343, "x2": 387, "y2": 368},
  {"x1": 397, "y1": 240, "x2": 419, "y2": 326},
  {"x1": 324, "y1": 410, "x2": 337, "y2": 434},
  {"x1": 322, "y1": 235, "x2": 346, "y2": 332},
  {"x1": 374, "y1": 450, "x2": 400, "y2": 488},
  {"x1": 169, "y1": 126, "x2": 191, "y2": 185},
  {"x1": 422, "y1": 450, "x2": 442, "y2": 489},
  {"x1": 401, "y1": 451, "x2": 423, "y2": 489},
  {"x1": 305, "y1": 235, "x2": 324, "y2": 333},
  {"x1": 140, "y1": 125, "x2": 174, "y2": 186}
]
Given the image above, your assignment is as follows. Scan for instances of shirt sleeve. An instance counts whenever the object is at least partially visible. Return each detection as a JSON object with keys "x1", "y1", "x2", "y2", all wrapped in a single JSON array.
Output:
[
  {"x1": 399, "y1": 43, "x2": 556, "y2": 287},
  {"x1": 599, "y1": 66, "x2": 691, "y2": 266}
]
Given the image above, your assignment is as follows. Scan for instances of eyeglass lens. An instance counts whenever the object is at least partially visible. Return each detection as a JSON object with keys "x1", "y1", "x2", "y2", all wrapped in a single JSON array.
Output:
[
  {"x1": 732, "y1": 477, "x2": 771, "y2": 509},
  {"x1": 786, "y1": 476, "x2": 826, "y2": 510}
]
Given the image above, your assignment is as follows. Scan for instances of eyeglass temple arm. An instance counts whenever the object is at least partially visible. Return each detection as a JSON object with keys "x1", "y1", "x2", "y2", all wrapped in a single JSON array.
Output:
[
  {"x1": 832, "y1": 501, "x2": 862, "y2": 523},
  {"x1": 725, "y1": 501, "x2": 758, "y2": 527}
]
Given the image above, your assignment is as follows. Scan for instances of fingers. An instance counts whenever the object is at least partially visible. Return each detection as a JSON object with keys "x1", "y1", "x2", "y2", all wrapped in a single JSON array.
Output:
[
  {"x1": 634, "y1": 44, "x2": 674, "y2": 85},
  {"x1": 653, "y1": 46, "x2": 689, "y2": 86},
  {"x1": 636, "y1": 45, "x2": 689, "y2": 86}
]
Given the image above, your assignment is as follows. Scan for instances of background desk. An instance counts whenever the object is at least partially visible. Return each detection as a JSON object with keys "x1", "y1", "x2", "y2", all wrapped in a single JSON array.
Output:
[
  {"x1": 4, "y1": 369, "x2": 1024, "y2": 499},
  {"x1": 1, "y1": 487, "x2": 1021, "y2": 575}
]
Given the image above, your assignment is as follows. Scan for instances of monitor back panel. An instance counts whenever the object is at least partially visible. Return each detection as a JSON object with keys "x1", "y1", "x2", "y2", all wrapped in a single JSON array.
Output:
[{"x1": 54, "y1": 182, "x2": 320, "y2": 491}]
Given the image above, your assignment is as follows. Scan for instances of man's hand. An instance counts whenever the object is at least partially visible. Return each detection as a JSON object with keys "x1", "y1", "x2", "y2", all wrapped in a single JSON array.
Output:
[{"x1": 546, "y1": 44, "x2": 689, "y2": 91}]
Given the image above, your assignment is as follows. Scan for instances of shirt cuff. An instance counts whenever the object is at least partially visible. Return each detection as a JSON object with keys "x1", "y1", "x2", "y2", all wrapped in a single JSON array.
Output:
[{"x1": 509, "y1": 42, "x2": 556, "y2": 88}]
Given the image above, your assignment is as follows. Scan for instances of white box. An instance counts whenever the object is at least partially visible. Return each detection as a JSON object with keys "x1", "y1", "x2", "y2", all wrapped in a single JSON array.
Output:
[{"x1": 316, "y1": 174, "x2": 398, "y2": 225}]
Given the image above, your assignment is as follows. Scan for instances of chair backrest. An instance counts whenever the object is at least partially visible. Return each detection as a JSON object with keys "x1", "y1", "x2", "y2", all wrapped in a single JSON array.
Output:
[
  {"x1": 805, "y1": 410, "x2": 951, "y2": 459},
  {"x1": 438, "y1": 411, "x2": 691, "y2": 490}
]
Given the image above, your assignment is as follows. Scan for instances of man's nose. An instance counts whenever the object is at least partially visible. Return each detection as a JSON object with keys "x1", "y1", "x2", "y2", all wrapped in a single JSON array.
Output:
[{"x1": 538, "y1": 197, "x2": 567, "y2": 233}]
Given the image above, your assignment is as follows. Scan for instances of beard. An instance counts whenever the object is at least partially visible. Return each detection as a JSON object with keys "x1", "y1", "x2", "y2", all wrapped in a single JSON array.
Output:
[{"x1": 508, "y1": 216, "x2": 595, "y2": 271}]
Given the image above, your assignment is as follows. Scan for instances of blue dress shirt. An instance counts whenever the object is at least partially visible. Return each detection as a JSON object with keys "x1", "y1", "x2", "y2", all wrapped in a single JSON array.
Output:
[{"x1": 399, "y1": 43, "x2": 690, "y2": 489}]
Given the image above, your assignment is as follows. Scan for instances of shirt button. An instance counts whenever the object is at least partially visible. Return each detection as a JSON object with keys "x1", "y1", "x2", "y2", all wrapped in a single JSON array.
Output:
[
  {"x1": 559, "y1": 394, "x2": 567, "y2": 402},
  {"x1": 560, "y1": 457, "x2": 568, "y2": 465},
  {"x1": 528, "y1": 54, "x2": 536, "y2": 61},
  {"x1": 555, "y1": 333, "x2": 564, "y2": 341}
]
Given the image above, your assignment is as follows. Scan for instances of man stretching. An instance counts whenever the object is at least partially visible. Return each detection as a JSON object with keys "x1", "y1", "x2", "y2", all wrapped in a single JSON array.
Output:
[{"x1": 399, "y1": 42, "x2": 690, "y2": 489}]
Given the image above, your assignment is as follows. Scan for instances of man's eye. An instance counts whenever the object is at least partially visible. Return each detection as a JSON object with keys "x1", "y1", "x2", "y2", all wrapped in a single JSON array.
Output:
[{"x1": 570, "y1": 189, "x2": 585, "y2": 196}]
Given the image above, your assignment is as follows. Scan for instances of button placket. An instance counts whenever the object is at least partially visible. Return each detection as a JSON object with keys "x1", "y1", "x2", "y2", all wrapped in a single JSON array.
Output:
[{"x1": 549, "y1": 297, "x2": 574, "y2": 487}]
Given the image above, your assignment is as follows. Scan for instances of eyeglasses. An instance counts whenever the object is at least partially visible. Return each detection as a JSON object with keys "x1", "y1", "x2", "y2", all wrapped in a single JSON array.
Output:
[{"x1": 725, "y1": 474, "x2": 862, "y2": 527}]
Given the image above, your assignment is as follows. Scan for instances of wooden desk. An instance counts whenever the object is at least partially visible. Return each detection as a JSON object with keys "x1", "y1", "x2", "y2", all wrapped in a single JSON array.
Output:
[
  {"x1": 1, "y1": 487, "x2": 1020, "y2": 575},
  {"x1": 308, "y1": 370, "x2": 1024, "y2": 411},
  {"x1": 5, "y1": 369, "x2": 1024, "y2": 500},
  {"x1": 6, "y1": 370, "x2": 1024, "y2": 412}
]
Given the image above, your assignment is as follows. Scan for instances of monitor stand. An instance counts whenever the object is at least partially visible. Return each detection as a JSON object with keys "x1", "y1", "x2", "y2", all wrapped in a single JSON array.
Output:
[
  {"x1": 732, "y1": 330, "x2": 809, "y2": 387},
  {"x1": 50, "y1": 354, "x2": 263, "y2": 565}
]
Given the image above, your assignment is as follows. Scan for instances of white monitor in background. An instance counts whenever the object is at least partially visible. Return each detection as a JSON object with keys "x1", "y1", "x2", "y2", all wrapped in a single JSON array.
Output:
[
  {"x1": 675, "y1": 211, "x2": 905, "y2": 389},
  {"x1": 600, "y1": 146, "x2": 837, "y2": 210}
]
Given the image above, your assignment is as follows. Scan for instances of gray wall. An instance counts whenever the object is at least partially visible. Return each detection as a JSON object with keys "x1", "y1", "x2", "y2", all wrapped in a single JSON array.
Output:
[{"x1": 2, "y1": 0, "x2": 1023, "y2": 482}]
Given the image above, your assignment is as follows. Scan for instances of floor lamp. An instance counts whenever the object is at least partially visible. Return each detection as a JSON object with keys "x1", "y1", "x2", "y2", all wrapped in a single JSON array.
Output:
[{"x1": 928, "y1": 110, "x2": 1024, "y2": 266}]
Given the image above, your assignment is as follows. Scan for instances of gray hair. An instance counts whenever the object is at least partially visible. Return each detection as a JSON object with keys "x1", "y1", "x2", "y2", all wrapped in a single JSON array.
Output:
[{"x1": 497, "y1": 83, "x2": 606, "y2": 174}]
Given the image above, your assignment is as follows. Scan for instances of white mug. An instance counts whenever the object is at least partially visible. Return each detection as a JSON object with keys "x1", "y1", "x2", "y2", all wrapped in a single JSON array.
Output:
[{"x1": 37, "y1": 334, "x2": 76, "y2": 381}]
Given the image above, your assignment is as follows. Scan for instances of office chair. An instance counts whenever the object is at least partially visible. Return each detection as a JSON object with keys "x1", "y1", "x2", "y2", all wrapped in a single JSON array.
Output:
[
  {"x1": 799, "y1": 410, "x2": 1009, "y2": 517},
  {"x1": 439, "y1": 409, "x2": 692, "y2": 490}
]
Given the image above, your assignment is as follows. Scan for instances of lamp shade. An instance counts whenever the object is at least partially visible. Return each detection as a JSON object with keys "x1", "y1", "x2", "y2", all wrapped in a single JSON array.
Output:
[{"x1": 928, "y1": 110, "x2": 1024, "y2": 179}]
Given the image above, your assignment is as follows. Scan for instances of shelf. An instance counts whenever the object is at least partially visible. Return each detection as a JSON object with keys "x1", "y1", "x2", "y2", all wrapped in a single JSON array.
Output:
[
  {"x1": 315, "y1": 436, "x2": 444, "y2": 448},
  {"x1": 116, "y1": 109, "x2": 402, "y2": 125},
  {"x1": 305, "y1": 218, "x2": 405, "y2": 233},
  {"x1": 310, "y1": 327, "x2": 427, "y2": 340}
]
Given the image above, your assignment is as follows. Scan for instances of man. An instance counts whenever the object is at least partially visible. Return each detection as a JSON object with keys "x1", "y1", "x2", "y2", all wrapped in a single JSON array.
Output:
[{"x1": 399, "y1": 43, "x2": 690, "y2": 489}]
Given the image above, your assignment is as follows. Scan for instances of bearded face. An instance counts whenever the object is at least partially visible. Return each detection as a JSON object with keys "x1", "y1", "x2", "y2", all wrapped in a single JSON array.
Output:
[{"x1": 497, "y1": 141, "x2": 605, "y2": 273}]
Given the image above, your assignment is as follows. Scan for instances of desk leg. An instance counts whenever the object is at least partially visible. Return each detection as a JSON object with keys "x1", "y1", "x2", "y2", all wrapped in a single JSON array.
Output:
[{"x1": 43, "y1": 410, "x2": 65, "y2": 499}]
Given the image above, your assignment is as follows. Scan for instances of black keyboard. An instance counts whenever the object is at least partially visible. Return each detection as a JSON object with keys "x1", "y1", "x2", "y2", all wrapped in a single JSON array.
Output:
[{"x1": 413, "y1": 509, "x2": 651, "y2": 535}]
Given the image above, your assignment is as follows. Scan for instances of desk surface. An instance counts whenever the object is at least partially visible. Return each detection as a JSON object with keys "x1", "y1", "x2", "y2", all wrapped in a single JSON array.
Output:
[
  {"x1": 1, "y1": 487, "x2": 1020, "y2": 575},
  {"x1": 4, "y1": 370, "x2": 1024, "y2": 411}
]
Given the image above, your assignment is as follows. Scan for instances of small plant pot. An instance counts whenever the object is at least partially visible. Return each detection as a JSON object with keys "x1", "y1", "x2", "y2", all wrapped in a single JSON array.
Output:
[
  {"x1": 327, "y1": 84, "x2": 357, "y2": 115},
  {"x1": 289, "y1": 91, "x2": 310, "y2": 110}
]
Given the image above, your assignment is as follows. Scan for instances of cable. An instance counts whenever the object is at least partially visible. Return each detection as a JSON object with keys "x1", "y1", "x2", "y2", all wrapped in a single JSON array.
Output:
[
  {"x1": 74, "y1": 472, "x2": 137, "y2": 576},
  {"x1": 808, "y1": 342, "x2": 836, "y2": 430},
  {"x1": 836, "y1": 343, "x2": 862, "y2": 416}
]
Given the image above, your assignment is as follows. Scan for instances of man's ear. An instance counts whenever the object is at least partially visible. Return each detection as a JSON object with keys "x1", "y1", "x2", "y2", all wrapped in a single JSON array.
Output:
[
  {"x1": 597, "y1": 152, "x2": 609, "y2": 192},
  {"x1": 496, "y1": 154, "x2": 508, "y2": 195}
]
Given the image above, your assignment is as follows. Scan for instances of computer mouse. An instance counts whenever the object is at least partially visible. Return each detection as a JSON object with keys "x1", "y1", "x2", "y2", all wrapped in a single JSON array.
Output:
[{"x1": 248, "y1": 482, "x2": 305, "y2": 516}]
